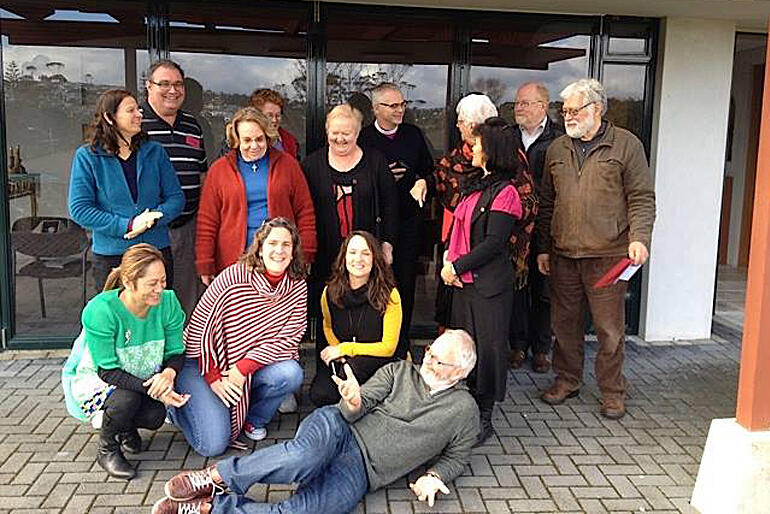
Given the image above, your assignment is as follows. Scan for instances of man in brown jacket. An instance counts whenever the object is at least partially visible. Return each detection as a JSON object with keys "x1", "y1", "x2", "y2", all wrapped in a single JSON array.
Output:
[{"x1": 535, "y1": 78, "x2": 655, "y2": 419}]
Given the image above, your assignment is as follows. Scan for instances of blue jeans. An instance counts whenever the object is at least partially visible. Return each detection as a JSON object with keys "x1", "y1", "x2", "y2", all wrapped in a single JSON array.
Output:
[
  {"x1": 170, "y1": 358, "x2": 303, "y2": 457},
  {"x1": 213, "y1": 406, "x2": 368, "y2": 514}
]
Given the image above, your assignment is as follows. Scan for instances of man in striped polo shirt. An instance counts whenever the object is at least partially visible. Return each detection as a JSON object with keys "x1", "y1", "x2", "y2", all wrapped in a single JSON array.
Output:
[{"x1": 142, "y1": 59, "x2": 208, "y2": 318}]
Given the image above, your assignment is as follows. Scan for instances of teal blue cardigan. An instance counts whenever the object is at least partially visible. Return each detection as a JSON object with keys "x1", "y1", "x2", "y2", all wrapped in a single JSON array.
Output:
[{"x1": 68, "y1": 141, "x2": 184, "y2": 255}]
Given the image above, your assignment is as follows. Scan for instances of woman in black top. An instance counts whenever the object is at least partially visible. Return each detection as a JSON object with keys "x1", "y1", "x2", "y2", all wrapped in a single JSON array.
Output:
[
  {"x1": 309, "y1": 231, "x2": 402, "y2": 406},
  {"x1": 302, "y1": 104, "x2": 399, "y2": 373}
]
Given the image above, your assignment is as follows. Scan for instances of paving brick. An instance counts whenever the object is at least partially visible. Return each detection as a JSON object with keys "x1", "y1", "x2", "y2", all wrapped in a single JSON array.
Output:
[
  {"x1": 578, "y1": 465, "x2": 611, "y2": 486},
  {"x1": 519, "y1": 476, "x2": 549, "y2": 499},
  {"x1": 457, "y1": 488, "x2": 486, "y2": 512},
  {"x1": 606, "y1": 475, "x2": 641, "y2": 498},
  {"x1": 570, "y1": 487, "x2": 619, "y2": 499},
  {"x1": 601, "y1": 498, "x2": 652, "y2": 510},
  {"x1": 506, "y1": 499, "x2": 556, "y2": 511},
  {"x1": 479, "y1": 487, "x2": 527, "y2": 500}
]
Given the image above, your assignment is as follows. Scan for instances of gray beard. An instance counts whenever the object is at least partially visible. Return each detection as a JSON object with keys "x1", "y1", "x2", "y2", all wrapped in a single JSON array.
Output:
[{"x1": 419, "y1": 364, "x2": 456, "y2": 391}]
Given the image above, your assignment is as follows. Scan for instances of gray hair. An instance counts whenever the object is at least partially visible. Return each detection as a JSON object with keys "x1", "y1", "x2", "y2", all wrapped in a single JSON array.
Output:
[
  {"x1": 456, "y1": 93, "x2": 498, "y2": 125},
  {"x1": 439, "y1": 329, "x2": 477, "y2": 376},
  {"x1": 560, "y1": 78, "x2": 607, "y2": 115},
  {"x1": 517, "y1": 81, "x2": 550, "y2": 104},
  {"x1": 371, "y1": 82, "x2": 402, "y2": 105}
]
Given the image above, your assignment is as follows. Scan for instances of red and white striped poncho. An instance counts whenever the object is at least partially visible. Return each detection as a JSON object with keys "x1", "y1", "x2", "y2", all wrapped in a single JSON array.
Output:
[{"x1": 184, "y1": 261, "x2": 307, "y2": 444}]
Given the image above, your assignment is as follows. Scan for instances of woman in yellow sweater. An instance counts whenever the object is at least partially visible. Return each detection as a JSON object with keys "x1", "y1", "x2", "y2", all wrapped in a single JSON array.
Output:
[{"x1": 309, "y1": 231, "x2": 402, "y2": 406}]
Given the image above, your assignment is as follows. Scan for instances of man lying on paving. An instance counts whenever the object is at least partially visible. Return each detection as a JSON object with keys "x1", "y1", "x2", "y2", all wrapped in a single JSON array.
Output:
[{"x1": 151, "y1": 328, "x2": 480, "y2": 514}]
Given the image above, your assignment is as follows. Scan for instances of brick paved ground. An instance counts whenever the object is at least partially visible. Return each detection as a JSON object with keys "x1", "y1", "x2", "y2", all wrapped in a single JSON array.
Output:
[{"x1": 0, "y1": 331, "x2": 738, "y2": 514}]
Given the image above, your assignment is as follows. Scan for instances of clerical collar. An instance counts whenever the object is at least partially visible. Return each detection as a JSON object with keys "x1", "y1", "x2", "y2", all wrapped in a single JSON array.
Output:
[{"x1": 374, "y1": 120, "x2": 399, "y2": 136}]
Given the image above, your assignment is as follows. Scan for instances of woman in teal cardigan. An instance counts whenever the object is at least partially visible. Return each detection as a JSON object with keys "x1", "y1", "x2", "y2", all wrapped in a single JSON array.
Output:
[
  {"x1": 68, "y1": 89, "x2": 184, "y2": 292},
  {"x1": 63, "y1": 244, "x2": 189, "y2": 480}
]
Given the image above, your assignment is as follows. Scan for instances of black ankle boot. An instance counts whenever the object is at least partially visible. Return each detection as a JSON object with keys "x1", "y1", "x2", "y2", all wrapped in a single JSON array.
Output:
[
  {"x1": 97, "y1": 434, "x2": 136, "y2": 480},
  {"x1": 118, "y1": 429, "x2": 142, "y2": 454},
  {"x1": 474, "y1": 403, "x2": 494, "y2": 447}
]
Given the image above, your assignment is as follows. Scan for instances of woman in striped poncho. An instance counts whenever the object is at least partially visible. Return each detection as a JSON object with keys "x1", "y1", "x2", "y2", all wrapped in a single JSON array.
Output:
[{"x1": 169, "y1": 218, "x2": 307, "y2": 456}]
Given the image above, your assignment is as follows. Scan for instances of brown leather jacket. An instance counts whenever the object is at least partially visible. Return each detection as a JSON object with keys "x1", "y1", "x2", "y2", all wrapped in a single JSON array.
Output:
[{"x1": 536, "y1": 122, "x2": 655, "y2": 257}]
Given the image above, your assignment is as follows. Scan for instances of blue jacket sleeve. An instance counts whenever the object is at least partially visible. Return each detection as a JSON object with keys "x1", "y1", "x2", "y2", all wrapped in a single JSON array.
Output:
[
  {"x1": 150, "y1": 145, "x2": 184, "y2": 226},
  {"x1": 68, "y1": 146, "x2": 131, "y2": 237}
]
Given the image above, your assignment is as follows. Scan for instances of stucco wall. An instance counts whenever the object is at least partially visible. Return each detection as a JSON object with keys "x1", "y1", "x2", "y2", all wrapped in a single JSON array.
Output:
[{"x1": 642, "y1": 17, "x2": 736, "y2": 341}]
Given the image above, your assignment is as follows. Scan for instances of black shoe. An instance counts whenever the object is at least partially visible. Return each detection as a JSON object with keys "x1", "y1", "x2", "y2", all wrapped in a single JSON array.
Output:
[
  {"x1": 118, "y1": 430, "x2": 142, "y2": 454},
  {"x1": 474, "y1": 405, "x2": 494, "y2": 447},
  {"x1": 97, "y1": 436, "x2": 136, "y2": 480}
]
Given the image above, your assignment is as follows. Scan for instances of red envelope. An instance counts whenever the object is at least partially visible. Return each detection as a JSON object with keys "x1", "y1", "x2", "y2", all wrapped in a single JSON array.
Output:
[{"x1": 594, "y1": 257, "x2": 634, "y2": 288}]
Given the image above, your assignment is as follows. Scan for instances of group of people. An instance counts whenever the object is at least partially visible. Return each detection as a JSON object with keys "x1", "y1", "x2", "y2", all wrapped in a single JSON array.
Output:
[{"x1": 61, "y1": 57, "x2": 656, "y2": 514}]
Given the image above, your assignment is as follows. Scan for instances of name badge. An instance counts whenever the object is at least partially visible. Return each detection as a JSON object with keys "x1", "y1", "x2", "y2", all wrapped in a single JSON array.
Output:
[{"x1": 185, "y1": 135, "x2": 201, "y2": 149}]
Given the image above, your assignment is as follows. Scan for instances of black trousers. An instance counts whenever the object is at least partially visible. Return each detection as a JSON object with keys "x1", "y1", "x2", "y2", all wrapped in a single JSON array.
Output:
[
  {"x1": 101, "y1": 388, "x2": 166, "y2": 437},
  {"x1": 391, "y1": 214, "x2": 421, "y2": 359},
  {"x1": 450, "y1": 282, "x2": 512, "y2": 403},
  {"x1": 92, "y1": 246, "x2": 174, "y2": 295}
]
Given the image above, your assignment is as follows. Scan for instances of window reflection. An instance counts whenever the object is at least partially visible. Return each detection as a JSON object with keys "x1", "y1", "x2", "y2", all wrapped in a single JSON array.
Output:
[
  {"x1": 470, "y1": 17, "x2": 594, "y2": 123},
  {"x1": 602, "y1": 63, "x2": 646, "y2": 139},
  {"x1": 165, "y1": 3, "x2": 307, "y2": 160},
  {"x1": 1, "y1": 1, "x2": 146, "y2": 336}
]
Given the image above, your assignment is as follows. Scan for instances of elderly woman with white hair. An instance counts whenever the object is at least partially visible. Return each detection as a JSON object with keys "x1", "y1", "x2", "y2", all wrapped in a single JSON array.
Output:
[
  {"x1": 302, "y1": 104, "x2": 399, "y2": 371},
  {"x1": 433, "y1": 93, "x2": 498, "y2": 330}
]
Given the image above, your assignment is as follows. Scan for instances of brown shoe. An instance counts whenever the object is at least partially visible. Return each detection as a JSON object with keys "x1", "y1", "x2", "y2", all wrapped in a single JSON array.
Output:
[
  {"x1": 509, "y1": 350, "x2": 526, "y2": 369},
  {"x1": 541, "y1": 381, "x2": 579, "y2": 405},
  {"x1": 164, "y1": 466, "x2": 222, "y2": 502},
  {"x1": 152, "y1": 497, "x2": 211, "y2": 514},
  {"x1": 532, "y1": 353, "x2": 551, "y2": 373},
  {"x1": 600, "y1": 395, "x2": 626, "y2": 419}
]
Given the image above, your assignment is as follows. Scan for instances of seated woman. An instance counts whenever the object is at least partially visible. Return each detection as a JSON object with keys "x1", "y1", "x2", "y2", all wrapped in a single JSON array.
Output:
[
  {"x1": 62, "y1": 243, "x2": 188, "y2": 480},
  {"x1": 309, "y1": 231, "x2": 402, "y2": 406},
  {"x1": 172, "y1": 218, "x2": 307, "y2": 456}
]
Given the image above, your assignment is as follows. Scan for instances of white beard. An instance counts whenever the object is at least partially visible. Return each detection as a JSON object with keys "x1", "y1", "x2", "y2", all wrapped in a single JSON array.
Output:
[
  {"x1": 420, "y1": 363, "x2": 456, "y2": 392},
  {"x1": 565, "y1": 115, "x2": 596, "y2": 139}
]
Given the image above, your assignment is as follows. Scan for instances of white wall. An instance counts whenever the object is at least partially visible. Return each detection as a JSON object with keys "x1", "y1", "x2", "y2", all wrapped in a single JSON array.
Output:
[
  {"x1": 726, "y1": 44, "x2": 766, "y2": 267},
  {"x1": 641, "y1": 18, "x2": 736, "y2": 341}
]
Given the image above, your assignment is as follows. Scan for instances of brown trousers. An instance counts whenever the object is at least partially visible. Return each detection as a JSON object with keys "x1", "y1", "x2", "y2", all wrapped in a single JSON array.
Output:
[{"x1": 550, "y1": 254, "x2": 627, "y2": 397}]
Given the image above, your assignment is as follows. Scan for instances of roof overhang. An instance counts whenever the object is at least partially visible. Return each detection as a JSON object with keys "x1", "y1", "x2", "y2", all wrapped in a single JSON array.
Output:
[{"x1": 320, "y1": 0, "x2": 770, "y2": 32}]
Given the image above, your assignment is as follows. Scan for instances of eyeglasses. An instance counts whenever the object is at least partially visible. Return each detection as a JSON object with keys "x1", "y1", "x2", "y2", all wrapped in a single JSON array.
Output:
[
  {"x1": 378, "y1": 101, "x2": 407, "y2": 110},
  {"x1": 424, "y1": 345, "x2": 461, "y2": 368},
  {"x1": 561, "y1": 102, "x2": 594, "y2": 118},
  {"x1": 149, "y1": 80, "x2": 185, "y2": 91},
  {"x1": 514, "y1": 100, "x2": 544, "y2": 109}
]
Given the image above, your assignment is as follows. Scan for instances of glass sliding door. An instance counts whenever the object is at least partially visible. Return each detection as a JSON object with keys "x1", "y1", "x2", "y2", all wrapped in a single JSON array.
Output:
[
  {"x1": 1, "y1": 1, "x2": 147, "y2": 339},
  {"x1": 325, "y1": 4, "x2": 454, "y2": 336},
  {"x1": 468, "y1": 14, "x2": 597, "y2": 121},
  {"x1": 162, "y1": 2, "x2": 308, "y2": 162}
]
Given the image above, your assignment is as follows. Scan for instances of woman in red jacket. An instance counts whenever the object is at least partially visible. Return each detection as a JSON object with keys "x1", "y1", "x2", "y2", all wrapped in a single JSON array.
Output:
[{"x1": 196, "y1": 107, "x2": 316, "y2": 285}]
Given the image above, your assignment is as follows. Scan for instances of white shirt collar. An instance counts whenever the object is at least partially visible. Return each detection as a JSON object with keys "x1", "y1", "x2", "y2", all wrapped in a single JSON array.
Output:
[{"x1": 374, "y1": 119, "x2": 399, "y2": 136}]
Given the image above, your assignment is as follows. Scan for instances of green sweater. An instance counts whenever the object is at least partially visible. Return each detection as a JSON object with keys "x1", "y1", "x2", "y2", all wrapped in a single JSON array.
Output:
[
  {"x1": 339, "y1": 361, "x2": 479, "y2": 491},
  {"x1": 71, "y1": 289, "x2": 184, "y2": 408}
]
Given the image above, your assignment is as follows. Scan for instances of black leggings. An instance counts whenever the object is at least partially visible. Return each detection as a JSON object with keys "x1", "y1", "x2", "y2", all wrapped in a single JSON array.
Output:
[{"x1": 102, "y1": 388, "x2": 166, "y2": 437}]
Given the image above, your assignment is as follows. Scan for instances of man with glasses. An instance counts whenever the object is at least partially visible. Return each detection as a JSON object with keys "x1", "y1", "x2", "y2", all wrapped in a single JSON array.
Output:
[
  {"x1": 510, "y1": 82, "x2": 564, "y2": 374},
  {"x1": 358, "y1": 82, "x2": 435, "y2": 361},
  {"x1": 142, "y1": 60, "x2": 207, "y2": 319},
  {"x1": 152, "y1": 329, "x2": 479, "y2": 514},
  {"x1": 535, "y1": 78, "x2": 655, "y2": 420}
]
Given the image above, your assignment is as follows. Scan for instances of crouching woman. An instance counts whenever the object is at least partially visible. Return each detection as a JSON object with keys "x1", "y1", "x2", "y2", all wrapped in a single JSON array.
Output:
[
  {"x1": 62, "y1": 243, "x2": 188, "y2": 480},
  {"x1": 171, "y1": 217, "x2": 307, "y2": 456}
]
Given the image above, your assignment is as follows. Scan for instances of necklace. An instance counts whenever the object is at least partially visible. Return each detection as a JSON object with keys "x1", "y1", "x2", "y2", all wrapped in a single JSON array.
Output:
[{"x1": 347, "y1": 306, "x2": 366, "y2": 343}]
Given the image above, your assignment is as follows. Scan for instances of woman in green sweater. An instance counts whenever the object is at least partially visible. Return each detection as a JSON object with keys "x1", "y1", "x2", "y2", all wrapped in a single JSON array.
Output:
[
  {"x1": 63, "y1": 244, "x2": 188, "y2": 480},
  {"x1": 309, "y1": 231, "x2": 402, "y2": 406}
]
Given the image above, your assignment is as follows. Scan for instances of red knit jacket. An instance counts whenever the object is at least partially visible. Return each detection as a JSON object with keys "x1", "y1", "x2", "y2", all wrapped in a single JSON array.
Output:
[
  {"x1": 278, "y1": 127, "x2": 299, "y2": 159},
  {"x1": 196, "y1": 148, "x2": 316, "y2": 276}
]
